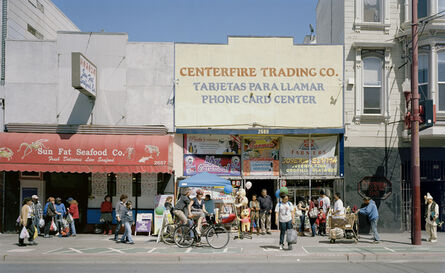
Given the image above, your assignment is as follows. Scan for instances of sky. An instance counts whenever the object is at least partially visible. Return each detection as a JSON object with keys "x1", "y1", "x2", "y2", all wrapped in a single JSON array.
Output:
[{"x1": 52, "y1": 0, "x2": 317, "y2": 44}]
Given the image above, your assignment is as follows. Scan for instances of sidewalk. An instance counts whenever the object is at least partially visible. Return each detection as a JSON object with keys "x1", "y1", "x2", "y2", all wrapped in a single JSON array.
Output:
[{"x1": 0, "y1": 231, "x2": 444, "y2": 264}]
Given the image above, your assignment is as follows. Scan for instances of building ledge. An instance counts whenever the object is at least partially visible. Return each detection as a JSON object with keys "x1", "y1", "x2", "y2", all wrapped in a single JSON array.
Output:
[
  {"x1": 5, "y1": 123, "x2": 168, "y2": 135},
  {"x1": 352, "y1": 41, "x2": 394, "y2": 49}
]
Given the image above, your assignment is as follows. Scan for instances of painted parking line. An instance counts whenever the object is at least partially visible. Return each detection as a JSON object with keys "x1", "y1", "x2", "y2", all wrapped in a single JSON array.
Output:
[{"x1": 7, "y1": 249, "x2": 35, "y2": 253}]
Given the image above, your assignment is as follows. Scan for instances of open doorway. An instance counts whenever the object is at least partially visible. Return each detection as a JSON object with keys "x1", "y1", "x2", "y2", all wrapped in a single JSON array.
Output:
[
  {"x1": 245, "y1": 179, "x2": 277, "y2": 229},
  {"x1": 44, "y1": 172, "x2": 90, "y2": 233}
]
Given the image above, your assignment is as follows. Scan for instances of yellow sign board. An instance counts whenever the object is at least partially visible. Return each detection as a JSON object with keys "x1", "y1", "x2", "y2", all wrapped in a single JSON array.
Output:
[{"x1": 175, "y1": 37, "x2": 343, "y2": 129}]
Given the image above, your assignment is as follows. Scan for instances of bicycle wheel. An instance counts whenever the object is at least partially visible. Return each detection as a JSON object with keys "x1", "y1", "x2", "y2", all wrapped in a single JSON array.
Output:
[
  {"x1": 161, "y1": 223, "x2": 176, "y2": 245},
  {"x1": 206, "y1": 225, "x2": 229, "y2": 249},
  {"x1": 173, "y1": 225, "x2": 194, "y2": 248}
]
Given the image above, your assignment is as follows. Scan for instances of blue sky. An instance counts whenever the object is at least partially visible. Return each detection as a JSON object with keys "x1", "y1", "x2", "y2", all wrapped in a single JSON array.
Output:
[{"x1": 52, "y1": 0, "x2": 317, "y2": 44}]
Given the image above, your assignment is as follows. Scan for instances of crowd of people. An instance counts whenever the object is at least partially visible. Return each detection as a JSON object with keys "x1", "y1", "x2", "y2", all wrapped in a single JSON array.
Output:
[{"x1": 18, "y1": 195, "x2": 79, "y2": 246}]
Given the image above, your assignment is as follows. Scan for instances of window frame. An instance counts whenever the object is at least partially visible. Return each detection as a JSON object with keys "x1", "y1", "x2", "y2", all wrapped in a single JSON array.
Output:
[
  {"x1": 418, "y1": 52, "x2": 429, "y2": 101},
  {"x1": 362, "y1": 55, "x2": 384, "y2": 115},
  {"x1": 438, "y1": 50, "x2": 445, "y2": 112},
  {"x1": 355, "y1": 0, "x2": 390, "y2": 33},
  {"x1": 132, "y1": 173, "x2": 142, "y2": 197},
  {"x1": 363, "y1": 0, "x2": 384, "y2": 23}
]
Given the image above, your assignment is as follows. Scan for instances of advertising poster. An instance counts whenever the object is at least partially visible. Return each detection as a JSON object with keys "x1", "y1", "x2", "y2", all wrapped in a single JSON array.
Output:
[
  {"x1": 135, "y1": 213, "x2": 152, "y2": 234},
  {"x1": 242, "y1": 136, "x2": 279, "y2": 176},
  {"x1": 185, "y1": 135, "x2": 240, "y2": 155},
  {"x1": 184, "y1": 154, "x2": 241, "y2": 176},
  {"x1": 280, "y1": 136, "x2": 338, "y2": 176},
  {"x1": 175, "y1": 38, "x2": 343, "y2": 129}
]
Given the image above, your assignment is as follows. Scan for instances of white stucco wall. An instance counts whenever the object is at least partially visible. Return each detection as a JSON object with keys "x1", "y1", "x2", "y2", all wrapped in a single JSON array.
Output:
[{"x1": 4, "y1": 32, "x2": 174, "y2": 130}]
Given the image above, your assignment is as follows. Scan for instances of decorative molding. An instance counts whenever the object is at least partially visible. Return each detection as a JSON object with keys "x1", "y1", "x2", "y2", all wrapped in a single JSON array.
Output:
[
  {"x1": 117, "y1": 173, "x2": 132, "y2": 196},
  {"x1": 92, "y1": 173, "x2": 107, "y2": 196},
  {"x1": 141, "y1": 173, "x2": 157, "y2": 197}
]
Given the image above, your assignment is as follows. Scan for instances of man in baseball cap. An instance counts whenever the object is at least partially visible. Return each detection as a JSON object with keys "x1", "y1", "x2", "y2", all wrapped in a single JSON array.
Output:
[{"x1": 31, "y1": 195, "x2": 43, "y2": 235}]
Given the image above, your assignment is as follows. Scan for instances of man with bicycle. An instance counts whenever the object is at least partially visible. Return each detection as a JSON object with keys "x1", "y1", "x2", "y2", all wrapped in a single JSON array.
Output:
[{"x1": 173, "y1": 188, "x2": 192, "y2": 224}]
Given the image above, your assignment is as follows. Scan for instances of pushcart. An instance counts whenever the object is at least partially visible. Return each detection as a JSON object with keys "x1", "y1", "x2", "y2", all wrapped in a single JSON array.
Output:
[{"x1": 328, "y1": 212, "x2": 358, "y2": 244}]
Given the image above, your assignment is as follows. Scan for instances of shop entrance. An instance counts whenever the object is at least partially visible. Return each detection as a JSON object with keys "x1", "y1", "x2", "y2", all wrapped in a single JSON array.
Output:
[
  {"x1": 245, "y1": 179, "x2": 277, "y2": 229},
  {"x1": 44, "y1": 173, "x2": 90, "y2": 233}
]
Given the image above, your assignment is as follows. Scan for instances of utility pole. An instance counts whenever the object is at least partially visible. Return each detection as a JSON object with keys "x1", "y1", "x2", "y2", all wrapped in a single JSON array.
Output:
[{"x1": 411, "y1": 0, "x2": 421, "y2": 245}]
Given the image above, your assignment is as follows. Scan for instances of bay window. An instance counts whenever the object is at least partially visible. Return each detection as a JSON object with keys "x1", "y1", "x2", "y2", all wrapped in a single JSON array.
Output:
[{"x1": 419, "y1": 53, "x2": 429, "y2": 101}]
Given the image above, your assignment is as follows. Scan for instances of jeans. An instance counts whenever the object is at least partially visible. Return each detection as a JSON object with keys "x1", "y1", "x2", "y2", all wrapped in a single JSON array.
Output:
[
  {"x1": 55, "y1": 215, "x2": 63, "y2": 236},
  {"x1": 370, "y1": 218, "x2": 380, "y2": 241},
  {"x1": 120, "y1": 221, "x2": 134, "y2": 243},
  {"x1": 44, "y1": 215, "x2": 53, "y2": 236},
  {"x1": 309, "y1": 217, "x2": 317, "y2": 236},
  {"x1": 69, "y1": 219, "x2": 77, "y2": 236},
  {"x1": 114, "y1": 220, "x2": 122, "y2": 240},
  {"x1": 299, "y1": 215, "x2": 306, "y2": 232},
  {"x1": 32, "y1": 216, "x2": 41, "y2": 235},
  {"x1": 260, "y1": 212, "x2": 271, "y2": 233},
  {"x1": 279, "y1": 221, "x2": 293, "y2": 245}
]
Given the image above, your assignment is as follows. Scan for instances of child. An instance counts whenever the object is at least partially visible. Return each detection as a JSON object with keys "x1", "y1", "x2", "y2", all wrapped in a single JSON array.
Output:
[
  {"x1": 117, "y1": 201, "x2": 134, "y2": 244},
  {"x1": 164, "y1": 196, "x2": 173, "y2": 214},
  {"x1": 316, "y1": 209, "x2": 326, "y2": 236},
  {"x1": 249, "y1": 194, "x2": 260, "y2": 234}
]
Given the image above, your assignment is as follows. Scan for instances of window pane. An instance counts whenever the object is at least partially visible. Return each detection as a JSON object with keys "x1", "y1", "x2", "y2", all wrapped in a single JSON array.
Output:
[
  {"x1": 439, "y1": 0, "x2": 445, "y2": 12},
  {"x1": 418, "y1": 0, "x2": 428, "y2": 18},
  {"x1": 107, "y1": 173, "x2": 116, "y2": 196},
  {"x1": 439, "y1": 52, "x2": 445, "y2": 82},
  {"x1": 418, "y1": 54, "x2": 428, "y2": 84},
  {"x1": 364, "y1": 0, "x2": 382, "y2": 22},
  {"x1": 439, "y1": 84, "x2": 445, "y2": 111},
  {"x1": 364, "y1": 87, "x2": 381, "y2": 114},
  {"x1": 419, "y1": 84, "x2": 428, "y2": 101},
  {"x1": 364, "y1": 57, "x2": 382, "y2": 85}
]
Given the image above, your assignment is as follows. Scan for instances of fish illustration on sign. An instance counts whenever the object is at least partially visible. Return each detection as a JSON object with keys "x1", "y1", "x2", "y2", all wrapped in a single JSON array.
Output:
[
  {"x1": 0, "y1": 147, "x2": 13, "y2": 160},
  {"x1": 17, "y1": 139, "x2": 49, "y2": 159},
  {"x1": 139, "y1": 156, "x2": 153, "y2": 163},
  {"x1": 145, "y1": 145, "x2": 160, "y2": 157}
]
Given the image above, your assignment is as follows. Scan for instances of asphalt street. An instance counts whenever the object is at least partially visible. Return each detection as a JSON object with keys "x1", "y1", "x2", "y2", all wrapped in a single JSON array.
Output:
[{"x1": 1, "y1": 262, "x2": 445, "y2": 273}]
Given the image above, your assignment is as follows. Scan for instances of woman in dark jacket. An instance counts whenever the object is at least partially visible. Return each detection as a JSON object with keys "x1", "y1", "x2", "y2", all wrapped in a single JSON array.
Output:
[{"x1": 43, "y1": 197, "x2": 57, "y2": 238}]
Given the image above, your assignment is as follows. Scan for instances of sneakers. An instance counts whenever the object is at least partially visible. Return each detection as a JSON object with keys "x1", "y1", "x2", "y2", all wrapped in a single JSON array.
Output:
[
  {"x1": 279, "y1": 244, "x2": 284, "y2": 250},
  {"x1": 18, "y1": 243, "x2": 27, "y2": 247},
  {"x1": 103, "y1": 231, "x2": 107, "y2": 235},
  {"x1": 108, "y1": 231, "x2": 112, "y2": 235},
  {"x1": 266, "y1": 231, "x2": 272, "y2": 235},
  {"x1": 431, "y1": 239, "x2": 438, "y2": 243},
  {"x1": 372, "y1": 240, "x2": 380, "y2": 244}
]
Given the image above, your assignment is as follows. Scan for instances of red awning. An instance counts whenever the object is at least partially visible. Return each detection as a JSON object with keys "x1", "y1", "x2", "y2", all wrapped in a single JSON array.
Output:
[{"x1": 0, "y1": 133, "x2": 173, "y2": 173}]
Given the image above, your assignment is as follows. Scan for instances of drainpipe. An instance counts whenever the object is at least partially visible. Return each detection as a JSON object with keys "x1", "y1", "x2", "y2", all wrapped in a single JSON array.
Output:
[{"x1": 1, "y1": 0, "x2": 7, "y2": 86}]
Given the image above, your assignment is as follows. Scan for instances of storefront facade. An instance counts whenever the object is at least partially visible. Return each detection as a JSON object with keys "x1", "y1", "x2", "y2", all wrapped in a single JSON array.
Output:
[
  {"x1": 174, "y1": 37, "x2": 345, "y2": 213},
  {"x1": 0, "y1": 31, "x2": 175, "y2": 232}
]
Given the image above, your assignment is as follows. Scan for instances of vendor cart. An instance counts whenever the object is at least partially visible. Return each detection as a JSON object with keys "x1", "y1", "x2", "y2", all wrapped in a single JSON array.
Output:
[{"x1": 328, "y1": 211, "x2": 358, "y2": 244}]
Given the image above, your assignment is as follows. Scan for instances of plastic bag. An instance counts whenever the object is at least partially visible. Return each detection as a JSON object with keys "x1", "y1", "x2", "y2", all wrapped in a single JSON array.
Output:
[
  {"x1": 50, "y1": 219, "x2": 57, "y2": 231},
  {"x1": 33, "y1": 226, "x2": 38, "y2": 240},
  {"x1": 39, "y1": 218, "x2": 45, "y2": 228},
  {"x1": 19, "y1": 226, "x2": 30, "y2": 239},
  {"x1": 286, "y1": 228, "x2": 298, "y2": 244},
  {"x1": 66, "y1": 214, "x2": 73, "y2": 224}
]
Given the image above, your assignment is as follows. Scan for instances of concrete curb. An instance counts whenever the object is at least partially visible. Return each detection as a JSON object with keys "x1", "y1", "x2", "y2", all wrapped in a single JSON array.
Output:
[{"x1": 2, "y1": 252, "x2": 445, "y2": 264}]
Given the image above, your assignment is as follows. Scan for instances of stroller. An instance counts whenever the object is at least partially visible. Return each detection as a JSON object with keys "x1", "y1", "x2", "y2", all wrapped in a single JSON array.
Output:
[{"x1": 328, "y1": 209, "x2": 358, "y2": 244}]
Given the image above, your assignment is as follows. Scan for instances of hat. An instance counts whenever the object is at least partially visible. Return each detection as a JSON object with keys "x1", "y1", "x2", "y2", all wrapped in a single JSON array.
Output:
[
  {"x1": 66, "y1": 197, "x2": 73, "y2": 202},
  {"x1": 426, "y1": 193, "x2": 433, "y2": 200},
  {"x1": 31, "y1": 195, "x2": 38, "y2": 199}
]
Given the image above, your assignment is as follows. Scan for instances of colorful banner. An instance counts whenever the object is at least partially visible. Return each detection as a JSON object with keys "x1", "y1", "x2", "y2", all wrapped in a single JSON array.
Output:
[
  {"x1": 242, "y1": 136, "x2": 279, "y2": 176},
  {"x1": 0, "y1": 133, "x2": 173, "y2": 173},
  {"x1": 175, "y1": 37, "x2": 343, "y2": 129},
  {"x1": 184, "y1": 154, "x2": 241, "y2": 176},
  {"x1": 185, "y1": 135, "x2": 240, "y2": 155},
  {"x1": 135, "y1": 213, "x2": 152, "y2": 234},
  {"x1": 280, "y1": 136, "x2": 338, "y2": 176}
]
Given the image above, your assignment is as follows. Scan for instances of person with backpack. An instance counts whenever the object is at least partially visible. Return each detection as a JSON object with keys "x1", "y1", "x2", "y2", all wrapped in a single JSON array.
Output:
[
  {"x1": 18, "y1": 197, "x2": 37, "y2": 246},
  {"x1": 275, "y1": 192, "x2": 295, "y2": 250},
  {"x1": 100, "y1": 195, "x2": 113, "y2": 235},
  {"x1": 424, "y1": 193, "x2": 440, "y2": 243},
  {"x1": 307, "y1": 196, "x2": 319, "y2": 237},
  {"x1": 116, "y1": 201, "x2": 134, "y2": 244},
  {"x1": 114, "y1": 194, "x2": 128, "y2": 241},
  {"x1": 54, "y1": 197, "x2": 66, "y2": 238},
  {"x1": 43, "y1": 197, "x2": 58, "y2": 238}
]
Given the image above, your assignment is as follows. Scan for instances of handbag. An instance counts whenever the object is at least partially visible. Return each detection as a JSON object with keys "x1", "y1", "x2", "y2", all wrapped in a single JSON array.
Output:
[
  {"x1": 286, "y1": 228, "x2": 298, "y2": 244},
  {"x1": 19, "y1": 226, "x2": 30, "y2": 239},
  {"x1": 309, "y1": 207, "x2": 319, "y2": 218},
  {"x1": 295, "y1": 209, "x2": 303, "y2": 217},
  {"x1": 39, "y1": 218, "x2": 45, "y2": 228}
]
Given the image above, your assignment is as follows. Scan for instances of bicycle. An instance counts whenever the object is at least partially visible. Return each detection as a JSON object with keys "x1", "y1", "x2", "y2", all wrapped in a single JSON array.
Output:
[{"x1": 173, "y1": 215, "x2": 230, "y2": 249}]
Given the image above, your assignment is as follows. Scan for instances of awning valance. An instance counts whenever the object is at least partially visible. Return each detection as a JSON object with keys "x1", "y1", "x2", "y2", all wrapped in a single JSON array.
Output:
[{"x1": 0, "y1": 133, "x2": 173, "y2": 173}]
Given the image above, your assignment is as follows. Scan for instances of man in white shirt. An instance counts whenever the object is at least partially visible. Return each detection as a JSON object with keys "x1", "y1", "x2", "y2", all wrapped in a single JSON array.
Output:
[
  {"x1": 424, "y1": 193, "x2": 440, "y2": 243},
  {"x1": 332, "y1": 192, "x2": 345, "y2": 219},
  {"x1": 275, "y1": 193, "x2": 295, "y2": 250},
  {"x1": 317, "y1": 190, "x2": 330, "y2": 214}
]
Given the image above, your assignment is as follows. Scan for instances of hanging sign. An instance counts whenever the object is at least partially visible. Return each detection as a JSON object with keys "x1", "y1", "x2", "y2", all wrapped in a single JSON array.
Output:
[{"x1": 242, "y1": 136, "x2": 280, "y2": 176}]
